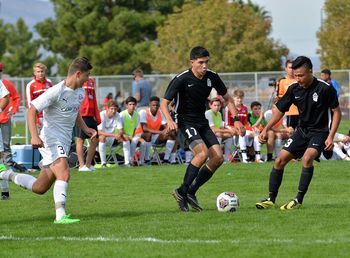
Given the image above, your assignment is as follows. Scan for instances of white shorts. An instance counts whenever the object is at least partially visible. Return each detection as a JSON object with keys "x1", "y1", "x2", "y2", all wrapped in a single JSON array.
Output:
[{"x1": 39, "y1": 143, "x2": 70, "y2": 166}]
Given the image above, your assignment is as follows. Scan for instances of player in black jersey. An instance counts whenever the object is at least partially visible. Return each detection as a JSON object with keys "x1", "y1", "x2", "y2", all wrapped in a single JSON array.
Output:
[
  {"x1": 160, "y1": 46, "x2": 245, "y2": 212},
  {"x1": 256, "y1": 56, "x2": 341, "y2": 210}
]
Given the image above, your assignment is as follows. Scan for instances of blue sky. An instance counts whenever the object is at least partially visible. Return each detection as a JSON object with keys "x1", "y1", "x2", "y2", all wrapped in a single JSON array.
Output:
[{"x1": 254, "y1": 0, "x2": 326, "y2": 57}]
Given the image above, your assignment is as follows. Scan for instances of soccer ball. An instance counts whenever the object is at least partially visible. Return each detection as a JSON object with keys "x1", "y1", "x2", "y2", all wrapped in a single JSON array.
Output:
[{"x1": 216, "y1": 192, "x2": 239, "y2": 212}]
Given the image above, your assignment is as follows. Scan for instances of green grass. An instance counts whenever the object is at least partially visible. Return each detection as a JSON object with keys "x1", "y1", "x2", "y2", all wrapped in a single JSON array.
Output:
[{"x1": 1, "y1": 161, "x2": 350, "y2": 258}]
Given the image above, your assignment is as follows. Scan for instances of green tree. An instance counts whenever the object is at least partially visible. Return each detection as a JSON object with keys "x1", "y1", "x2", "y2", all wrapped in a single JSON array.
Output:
[
  {"x1": 0, "y1": 20, "x2": 7, "y2": 57},
  {"x1": 317, "y1": 0, "x2": 350, "y2": 68},
  {"x1": 2, "y1": 19, "x2": 40, "y2": 77},
  {"x1": 35, "y1": 0, "x2": 184, "y2": 75},
  {"x1": 152, "y1": 0, "x2": 288, "y2": 73}
]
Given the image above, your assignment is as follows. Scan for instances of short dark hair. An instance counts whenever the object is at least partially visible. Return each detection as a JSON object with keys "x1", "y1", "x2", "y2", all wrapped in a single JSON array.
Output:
[
  {"x1": 321, "y1": 68, "x2": 331, "y2": 75},
  {"x1": 125, "y1": 96, "x2": 137, "y2": 104},
  {"x1": 285, "y1": 59, "x2": 293, "y2": 67},
  {"x1": 68, "y1": 57, "x2": 92, "y2": 75},
  {"x1": 190, "y1": 46, "x2": 210, "y2": 60},
  {"x1": 250, "y1": 101, "x2": 262, "y2": 109},
  {"x1": 149, "y1": 96, "x2": 160, "y2": 103},
  {"x1": 292, "y1": 56, "x2": 313, "y2": 70}
]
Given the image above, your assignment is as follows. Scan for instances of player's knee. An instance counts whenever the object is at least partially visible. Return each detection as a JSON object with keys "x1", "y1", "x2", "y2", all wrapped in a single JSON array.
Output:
[
  {"x1": 274, "y1": 156, "x2": 287, "y2": 168},
  {"x1": 214, "y1": 154, "x2": 224, "y2": 166},
  {"x1": 302, "y1": 155, "x2": 314, "y2": 167},
  {"x1": 196, "y1": 150, "x2": 209, "y2": 162}
]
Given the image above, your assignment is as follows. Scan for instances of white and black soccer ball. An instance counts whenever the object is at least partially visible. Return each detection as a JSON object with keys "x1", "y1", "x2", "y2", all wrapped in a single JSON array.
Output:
[{"x1": 216, "y1": 192, "x2": 239, "y2": 212}]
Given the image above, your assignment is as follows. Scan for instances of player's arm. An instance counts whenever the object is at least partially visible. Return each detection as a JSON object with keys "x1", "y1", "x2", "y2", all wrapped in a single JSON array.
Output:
[
  {"x1": 222, "y1": 93, "x2": 245, "y2": 136},
  {"x1": 76, "y1": 114, "x2": 97, "y2": 139},
  {"x1": 259, "y1": 107, "x2": 284, "y2": 143},
  {"x1": 160, "y1": 98, "x2": 177, "y2": 131},
  {"x1": 324, "y1": 106, "x2": 341, "y2": 151},
  {"x1": 0, "y1": 94, "x2": 9, "y2": 111},
  {"x1": 27, "y1": 105, "x2": 44, "y2": 148}
]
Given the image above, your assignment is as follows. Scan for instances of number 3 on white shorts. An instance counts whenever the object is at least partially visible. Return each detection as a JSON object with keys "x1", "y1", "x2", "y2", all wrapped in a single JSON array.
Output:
[
  {"x1": 57, "y1": 145, "x2": 66, "y2": 157},
  {"x1": 185, "y1": 127, "x2": 198, "y2": 139}
]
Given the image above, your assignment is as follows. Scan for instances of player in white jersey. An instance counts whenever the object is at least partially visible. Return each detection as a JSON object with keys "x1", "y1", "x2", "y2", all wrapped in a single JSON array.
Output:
[
  {"x1": 320, "y1": 132, "x2": 350, "y2": 160},
  {"x1": 98, "y1": 100, "x2": 123, "y2": 167},
  {"x1": 0, "y1": 80, "x2": 10, "y2": 200},
  {"x1": 0, "y1": 57, "x2": 96, "y2": 224}
]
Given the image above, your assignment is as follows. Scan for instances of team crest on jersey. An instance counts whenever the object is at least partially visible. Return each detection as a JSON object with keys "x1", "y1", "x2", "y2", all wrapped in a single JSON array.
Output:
[
  {"x1": 312, "y1": 92, "x2": 318, "y2": 102},
  {"x1": 207, "y1": 78, "x2": 212, "y2": 87}
]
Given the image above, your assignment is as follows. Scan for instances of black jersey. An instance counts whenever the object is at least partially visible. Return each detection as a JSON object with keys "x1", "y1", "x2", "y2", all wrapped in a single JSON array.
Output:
[
  {"x1": 276, "y1": 77, "x2": 339, "y2": 133},
  {"x1": 163, "y1": 69, "x2": 227, "y2": 124}
]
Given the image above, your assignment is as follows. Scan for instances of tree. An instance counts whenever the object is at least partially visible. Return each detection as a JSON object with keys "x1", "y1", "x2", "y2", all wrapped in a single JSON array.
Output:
[
  {"x1": 317, "y1": 0, "x2": 350, "y2": 68},
  {"x1": 35, "y1": 0, "x2": 184, "y2": 75},
  {"x1": 0, "y1": 20, "x2": 7, "y2": 58},
  {"x1": 151, "y1": 0, "x2": 288, "y2": 73},
  {"x1": 1, "y1": 19, "x2": 40, "y2": 77}
]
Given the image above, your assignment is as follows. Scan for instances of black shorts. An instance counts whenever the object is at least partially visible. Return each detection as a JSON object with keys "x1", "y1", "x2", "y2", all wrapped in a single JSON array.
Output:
[
  {"x1": 286, "y1": 115, "x2": 299, "y2": 129},
  {"x1": 74, "y1": 116, "x2": 98, "y2": 139},
  {"x1": 283, "y1": 127, "x2": 328, "y2": 159},
  {"x1": 179, "y1": 122, "x2": 219, "y2": 149}
]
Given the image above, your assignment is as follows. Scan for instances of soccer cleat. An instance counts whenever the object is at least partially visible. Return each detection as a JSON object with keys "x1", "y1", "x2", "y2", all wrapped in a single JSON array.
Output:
[
  {"x1": 172, "y1": 189, "x2": 189, "y2": 212},
  {"x1": 186, "y1": 194, "x2": 203, "y2": 211},
  {"x1": 1, "y1": 193, "x2": 10, "y2": 201},
  {"x1": 255, "y1": 199, "x2": 275, "y2": 209},
  {"x1": 280, "y1": 199, "x2": 301, "y2": 210},
  {"x1": 255, "y1": 159, "x2": 265, "y2": 164},
  {"x1": 54, "y1": 214, "x2": 80, "y2": 224}
]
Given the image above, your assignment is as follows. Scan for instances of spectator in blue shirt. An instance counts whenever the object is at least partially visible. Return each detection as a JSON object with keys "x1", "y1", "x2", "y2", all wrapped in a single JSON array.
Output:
[{"x1": 321, "y1": 69, "x2": 340, "y2": 97}]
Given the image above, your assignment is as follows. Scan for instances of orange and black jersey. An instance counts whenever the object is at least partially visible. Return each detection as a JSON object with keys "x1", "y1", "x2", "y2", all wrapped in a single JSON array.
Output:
[
  {"x1": 164, "y1": 69, "x2": 227, "y2": 124},
  {"x1": 276, "y1": 77, "x2": 338, "y2": 133}
]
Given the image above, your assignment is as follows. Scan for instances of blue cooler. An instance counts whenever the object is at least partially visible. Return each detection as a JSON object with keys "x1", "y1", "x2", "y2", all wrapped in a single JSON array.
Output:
[{"x1": 11, "y1": 145, "x2": 41, "y2": 169}]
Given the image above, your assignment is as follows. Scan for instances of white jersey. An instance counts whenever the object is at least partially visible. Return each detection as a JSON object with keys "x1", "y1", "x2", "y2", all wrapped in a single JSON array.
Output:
[
  {"x1": 139, "y1": 108, "x2": 166, "y2": 125},
  {"x1": 0, "y1": 80, "x2": 9, "y2": 99},
  {"x1": 31, "y1": 81, "x2": 85, "y2": 146},
  {"x1": 98, "y1": 110, "x2": 123, "y2": 134}
]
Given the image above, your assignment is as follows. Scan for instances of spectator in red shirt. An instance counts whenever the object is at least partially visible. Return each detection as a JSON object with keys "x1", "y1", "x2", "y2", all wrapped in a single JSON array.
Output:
[
  {"x1": 0, "y1": 63, "x2": 26, "y2": 172},
  {"x1": 25, "y1": 63, "x2": 53, "y2": 127},
  {"x1": 74, "y1": 78, "x2": 101, "y2": 171}
]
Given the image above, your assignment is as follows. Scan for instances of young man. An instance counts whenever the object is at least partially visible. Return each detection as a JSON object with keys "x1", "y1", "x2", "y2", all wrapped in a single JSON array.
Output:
[
  {"x1": 26, "y1": 63, "x2": 53, "y2": 128},
  {"x1": 160, "y1": 46, "x2": 245, "y2": 212},
  {"x1": 119, "y1": 96, "x2": 141, "y2": 166},
  {"x1": 205, "y1": 97, "x2": 236, "y2": 161},
  {"x1": 132, "y1": 68, "x2": 152, "y2": 110},
  {"x1": 0, "y1": 57, "x2": 97, "y2": 224},
  {"x1": 276, "y1": 59, "x2": 298, "y2": 129},
  {"x1": 320, "y1": 69, "x2": 340, "y2": 98},
  {"x1": 74, "y1": 78, "x2": 101, "y2": 172},
  {"x1": 138, "y1": 96, "x2": 177, "y2": 165},
  {"x1": 0, "y1": 79, "x2": 10, "y2": 200},
  {"x1": 98, "y1": 100, "x2": 123, "y2": 167},
  {"x1": 256, "y1": 56, "x2": 341, "y2": 210}
]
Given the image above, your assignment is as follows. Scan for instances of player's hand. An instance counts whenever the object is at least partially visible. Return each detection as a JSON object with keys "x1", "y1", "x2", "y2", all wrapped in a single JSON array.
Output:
[
  {"x1": 85, "y1": 128, "x2": 97, "y2": 139},
  {"x1": 31, "y1": 135, "x2": 44, "y2": 148},
  {"x1": 324, "y1": 136, "x2": 334, "y2": 151},
  {"x1": 234, "y1": 121, "x2": 245, "y2": 136},
  {"x1": 258, "y1": 130, "x2": 268, "y2": 144},
  {"x1": 167, "y1": 120, "x2": 178, "y2": 132}
]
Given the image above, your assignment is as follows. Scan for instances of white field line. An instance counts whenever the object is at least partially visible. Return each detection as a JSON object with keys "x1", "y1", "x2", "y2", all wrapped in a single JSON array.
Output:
[{"x1": 0, "y1": 235, "x2": 349, "y2": 245}]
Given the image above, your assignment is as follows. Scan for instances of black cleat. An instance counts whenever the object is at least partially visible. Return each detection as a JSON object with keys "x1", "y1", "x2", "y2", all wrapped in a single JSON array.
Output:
[
  {"x1": 186, "y1": 193, "x2": 203, "y2": 212},
  {"x1": 172, "y1": 189, "x2": 189, "y2": 212}
]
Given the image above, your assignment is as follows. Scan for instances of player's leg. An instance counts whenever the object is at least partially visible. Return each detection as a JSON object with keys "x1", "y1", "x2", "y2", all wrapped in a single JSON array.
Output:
[
  {"x1": 98, "y1": 135, "x2": 108, "y2": 167},
  {"x1": 253, "y1": 135, "x2": 263, "y2": 162},
  {"x1": 221, "y1": 133, "x2": 233, "y2": 161},
  {"x1": 186, "y1": 125, "x2": 222, "y2": 211},
  {"x1": 266, "y1": 130, "x2": 275, "y2": 161},
  {"x1": 85, "y1": 137, "x2": 98, "y2": 169},
  {"x1": 238, "y1": 134, "x2": 249, "y2": 162}
]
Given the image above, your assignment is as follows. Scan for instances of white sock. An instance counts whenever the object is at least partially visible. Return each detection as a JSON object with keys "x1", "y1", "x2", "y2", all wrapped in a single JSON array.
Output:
[
  {"x1": 333, "y1": 143, "x2": 346, "y2": 159},
  {"x1": 164, "y1": 140, "x2": 175, "y2": 160},
  {"x1": 131, "y1": 138, "x2": 139, "y2": 158},
  {"x1": 139, "y1": 142, "x2": 146, "y2": 164},
  {"x1": 170, "y1": 152, "x2": 177, "y2": 163},
  {"x1": 224, "y1": 138, "x2": 233, "y2": 161},
  {"x1": 185, "y1": 150, "x2": 192, "y2": 163},
  {"x1": 344, "y1": 143, "x2": 350, "y2": 156},
  {"x1": 98, "y1": 142, "x2": 107, "y2": 165},
  {"x1": 254, "y1": 136, "x2": 261, "y2": 160},
  {"x1": 4, "y1": 171, "x2": 36, "y2": 191},
  {"x1": 275, "y1": 138, "x2": 282, "y2": 157},
  {"x1": 123, "y1": 141, "x2": 131, "y2": 165},
  {"x1": 239, "y1": 135, "x2": 248, "y2": 160},
  {"x1": 53, "y1": 180, "x2": 68, "y2": 221},
  {"x1": 1, "y1": 179, "x2": 9, "y2": 193},
  {"x1": 145, "y1": 142, "x2": 152, "y2": 161}
]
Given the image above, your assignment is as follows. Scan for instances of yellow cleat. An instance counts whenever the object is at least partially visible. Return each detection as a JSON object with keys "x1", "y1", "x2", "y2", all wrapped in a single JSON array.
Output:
[
  {"x1": 256, "y1": 199, "x2": 275, "y2": 209},
  {"x1": 280, "y1": 199, "x2": 301, "y2": 210}
]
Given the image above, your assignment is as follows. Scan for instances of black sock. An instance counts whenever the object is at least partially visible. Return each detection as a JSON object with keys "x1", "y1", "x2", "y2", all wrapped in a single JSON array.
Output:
[
  {"x1": 178, "y1": 163, "x2": 200, "y2": 195},
  {"x1": 187, "y1": 165, "x2": 213, "y2": 195},
  {"x1": 1, "y1": 192, "x2": 9, "y2": 197},
  {"x1": 267, "y1": 153, "x2": 273, "y2": 161},
  {"x1": 268, "y1": 167, "x2": 284, "y2": 203},
  {"x1": 296, "y1": 166, "x2": 314, "y2": 204}
]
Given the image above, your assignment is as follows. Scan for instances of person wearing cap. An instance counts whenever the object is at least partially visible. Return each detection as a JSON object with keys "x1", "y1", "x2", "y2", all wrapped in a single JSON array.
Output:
[
  {"x1": 0, "y1": 63, "x2": 27, "y2": 172},
  {"x1": 25, "y1": 63, "x2": 53, "y2": 128},
  {"x1": 320, "y1": 68, "x2": 340, "y2": 97}
]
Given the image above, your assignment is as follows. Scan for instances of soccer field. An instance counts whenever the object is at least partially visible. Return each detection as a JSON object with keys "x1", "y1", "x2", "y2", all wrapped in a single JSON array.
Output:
[{"x1": 1, "y1": 161, "x2": 349, "y2": 258}]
